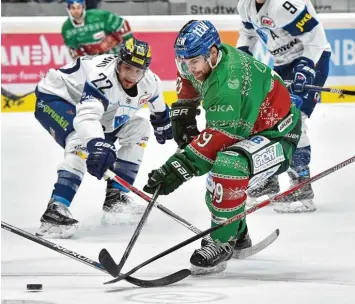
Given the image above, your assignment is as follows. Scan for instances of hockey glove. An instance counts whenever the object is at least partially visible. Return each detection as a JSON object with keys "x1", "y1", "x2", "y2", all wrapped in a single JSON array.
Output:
[
  {"x1": 86, "y1": 138, "x2": 116, "y2": 180},
  {"x1": 143, "y1": 153, "x2": 195, "y2": 195},
  {"x1": 170, "y1": 100, "x2": 200, "y2": 149},
  {"x1": 292, "y1": 57, "x2": 316, "y2": 94},
  {"x1": 150, "y1": 105, "x2": 173, "y2": 144}
]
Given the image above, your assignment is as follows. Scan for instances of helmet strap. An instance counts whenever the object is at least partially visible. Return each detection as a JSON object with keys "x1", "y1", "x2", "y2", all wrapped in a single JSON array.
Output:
[{"x1": 206, "y1": 48, "x2": 222, "y2": 70}]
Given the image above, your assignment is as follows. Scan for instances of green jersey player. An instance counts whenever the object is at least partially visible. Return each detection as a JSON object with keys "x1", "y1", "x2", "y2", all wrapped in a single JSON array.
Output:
[
  {"x1": 62, "y1": 0, "x2": 133, "y2": 59},
  {"x1": 143, "y1": 20, "x2": 302, "y2": 275}
]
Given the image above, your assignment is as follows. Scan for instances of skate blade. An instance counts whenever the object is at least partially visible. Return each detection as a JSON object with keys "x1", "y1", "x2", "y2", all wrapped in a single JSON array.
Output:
[
  {"x1": 274, "y1": 200, "x2": 317, "y2": 214},
  {"x1": 190, "y1": 262, "x2": 227, "y2": 276},
  {"x1": 36, "y1": 222, "x2": 79, "y2": 239}
]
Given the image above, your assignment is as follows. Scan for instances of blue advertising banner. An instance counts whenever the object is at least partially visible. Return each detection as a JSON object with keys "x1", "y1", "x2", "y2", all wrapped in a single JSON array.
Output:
[{"x1": 326, "y1": 29, "x2": 355, "y2": 76}]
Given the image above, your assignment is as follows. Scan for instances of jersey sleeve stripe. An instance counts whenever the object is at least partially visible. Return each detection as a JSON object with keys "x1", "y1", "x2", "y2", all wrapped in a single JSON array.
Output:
[
  {"x1": 81, "y1": 81, "x2": 110, "y2": 111},
  {"x1": 242, "y1": 21, "x2": 254, "y2": 30},
  {"x1": 58, "y1": 58, "x2": 81, "y2": 74},
  {"x1": 282, "y1": 7, "x2": 319, "y2": 36}
]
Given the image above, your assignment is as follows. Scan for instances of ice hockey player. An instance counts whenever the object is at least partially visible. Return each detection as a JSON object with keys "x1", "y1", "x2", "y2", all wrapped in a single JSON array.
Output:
[
  {"x1": 236, "y1": 0, "x2": 331, "y2": 213},
  {"x1": 143, "y1": 20, "x2": 302, "y2": 274},
  {"x1": 34, "y1": 38, "x2": 173, "y2": 238},
  {"x1": 62, "y1": 0, "x2": 133, "y2": 59}
]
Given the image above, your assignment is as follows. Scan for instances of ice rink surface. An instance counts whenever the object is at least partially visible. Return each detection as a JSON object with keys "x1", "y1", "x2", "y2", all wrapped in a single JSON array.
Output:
[{"x1": 2, "y1": 103, "x2": 355, "y2": 304}]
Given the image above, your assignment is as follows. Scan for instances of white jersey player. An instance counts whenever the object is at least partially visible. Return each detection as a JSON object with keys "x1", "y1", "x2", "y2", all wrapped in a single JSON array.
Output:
[
  {"x1": 34, "y1": 38, "x2": 172, "y2": 238},
  {"x1": 237, "y1": 0, "x2": 331, "y2": 213}
]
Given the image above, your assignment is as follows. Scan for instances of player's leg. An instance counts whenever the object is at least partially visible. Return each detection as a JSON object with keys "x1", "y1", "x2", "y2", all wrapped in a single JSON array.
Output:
[
  {"x1": 276, "y1": 52, "x2": 330, "y2": 213},
  {"x1": 191, "y1": 126, "x2": 300, "y2": 274},
  {"x1": 102, "y1": 115, "x2": 150, "y2": 214},
  {"x1": 34, "y1": 97, "x2": 84, "y2": 238}
]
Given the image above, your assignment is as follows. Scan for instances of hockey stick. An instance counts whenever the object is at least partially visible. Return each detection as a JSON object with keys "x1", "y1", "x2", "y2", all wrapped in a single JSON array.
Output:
[
  {"x1": 283, "y1": 81, "x2": 355, "y2": 96},
  {"x1": 99, "y1": 185, "x2": 165, "y2": 277},
  {"x1": 104, "y1": 155, "x2": 355, "y2": 285},
  {"x1": 1, "y1": 86, "x2": 34, "y2": 101},
  {"x1": 1, "y1": 221, "x2": 190, "y2": 287},
  {"x1": 303, "y1": 84, "x2": 355, "y2": 96},
  {"x1": 103, "y1": 169, "x2": 276, "y2": 261}
]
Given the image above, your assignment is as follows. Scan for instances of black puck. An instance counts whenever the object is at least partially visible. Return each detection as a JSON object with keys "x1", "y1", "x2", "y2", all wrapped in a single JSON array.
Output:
[{"x1": 26, "y1": 284, "x2": 43, "y2": 291}]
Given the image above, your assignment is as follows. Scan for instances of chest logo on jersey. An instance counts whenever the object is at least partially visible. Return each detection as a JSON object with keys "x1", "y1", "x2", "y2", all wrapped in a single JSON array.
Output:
[
  {"x1": 261, "y1": 16, "x2": 275, "y2": 28},
  {"x1": 138, "y1": 93, "x2": 152, "y2": 107},
  {"x1": 93, "y1": 31, "x2": 105, "y2": 40}
]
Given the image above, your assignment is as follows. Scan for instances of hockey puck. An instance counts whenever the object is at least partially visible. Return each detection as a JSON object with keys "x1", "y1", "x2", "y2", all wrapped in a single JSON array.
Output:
[{"x1": 26, "y1": 284, "x2": 43, "y2": 291}]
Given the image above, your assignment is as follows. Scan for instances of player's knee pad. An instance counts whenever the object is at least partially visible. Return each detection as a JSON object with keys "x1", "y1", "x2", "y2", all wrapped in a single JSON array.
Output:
[
  {"x1": 57, "y1": 153, "x2": 86, "y2": 179},
  {"x1": 227, "y1": 135, "x2": 291, "y2": 189}
]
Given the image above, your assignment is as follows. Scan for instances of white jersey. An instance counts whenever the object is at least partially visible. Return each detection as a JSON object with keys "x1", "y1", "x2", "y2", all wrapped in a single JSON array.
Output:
[
  {"x1": 37, "y1": 54, "x2": 166, "y2": 145},
  {"x1": 237, "y1": 0, "x2": 331, "y2": 66}
]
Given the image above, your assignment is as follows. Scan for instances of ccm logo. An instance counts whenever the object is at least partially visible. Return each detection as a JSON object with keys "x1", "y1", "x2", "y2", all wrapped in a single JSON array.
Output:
[
  {"x1": 171, "y1": 160, "x2": 192, "y2": 180},
  {"x1": 170, "y1": 109, "x2": 188, "y2": 117}
]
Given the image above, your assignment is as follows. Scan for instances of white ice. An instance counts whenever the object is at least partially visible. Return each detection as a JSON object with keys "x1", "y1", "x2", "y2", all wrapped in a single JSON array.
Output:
[{"x1": 1, "y1": 104, "x2": 355, "y2": 304}]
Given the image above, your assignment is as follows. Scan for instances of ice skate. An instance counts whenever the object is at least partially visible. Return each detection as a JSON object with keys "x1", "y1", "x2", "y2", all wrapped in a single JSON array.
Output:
[
  {"x1": 36, "y1": 199, "x2": 79, "y2": 239},
  {"x1": 190, "y1": 240, "x2": 235, "y2": 275},
  {"x1": 232, "y1": 227, "x2": 252, "y2": 258},
  {"x1": 246, "y1": 175, "x2": 280, "y2": 207},
  {"x1": 274, "y1": 167, "x2": 316, "y2": 213},
  {"x1": 101, "y1": 184, "x2": 144, "y2": 225}
]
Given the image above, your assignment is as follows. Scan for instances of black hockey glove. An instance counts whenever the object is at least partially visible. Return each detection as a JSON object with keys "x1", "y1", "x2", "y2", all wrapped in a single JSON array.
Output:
[
  {"x1": 86, "y1": 138, "x2": 116, "y2": 180},
  {"x1": 170, "y1": 100, "x2": 200, "y2": 149}
]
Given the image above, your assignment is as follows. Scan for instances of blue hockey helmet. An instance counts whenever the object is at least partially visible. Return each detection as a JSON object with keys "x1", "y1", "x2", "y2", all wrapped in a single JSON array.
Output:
[
  {"x1": 174, "y1": 20, "x2": 221, "y2": 60},
  {"x1": 66, "y1": 0, "x2": 85, "y2": 8}
]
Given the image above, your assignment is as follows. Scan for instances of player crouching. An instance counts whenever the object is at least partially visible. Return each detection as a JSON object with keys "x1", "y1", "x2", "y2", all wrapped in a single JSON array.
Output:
[
  {"x1": 34, "y1": 38, "x2": 172, "y2": 238},
  {"x1": 143, "y1": 20, "x2": 302, "y2": 275}
]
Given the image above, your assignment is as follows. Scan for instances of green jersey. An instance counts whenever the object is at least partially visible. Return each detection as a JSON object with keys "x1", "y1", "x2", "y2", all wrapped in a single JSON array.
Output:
[
  {"x1": 61, "y1": 9, "x2": 133, "y2": 57},
  {"x1": 179, "y1": 44, "x2": 301, "y2": 175}
]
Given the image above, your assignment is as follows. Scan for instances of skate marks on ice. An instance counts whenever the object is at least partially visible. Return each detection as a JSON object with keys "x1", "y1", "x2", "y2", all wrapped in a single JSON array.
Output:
[{"x1": 123, "y1": 290, "x2": 226, "y2": 303}]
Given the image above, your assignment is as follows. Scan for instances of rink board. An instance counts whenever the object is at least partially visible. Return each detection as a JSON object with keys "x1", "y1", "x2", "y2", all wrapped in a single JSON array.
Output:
[{"x1": 1, "y1": 15, "x2": 355, "y2": 112}]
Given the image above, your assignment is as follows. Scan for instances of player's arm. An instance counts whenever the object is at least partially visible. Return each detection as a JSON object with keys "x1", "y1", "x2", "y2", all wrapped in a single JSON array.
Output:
[
  {"x1": 61, "y1": 23, "x2": 86, "y2": 59},
  {"x1": 148, "y1": 73, "x2": 173, "y2": 145},
  {"x1": 236, "y1": 2, "x2": 259, "y2": 55},
  {"x1": 170, "y1": 71, "x2": 202, "y2": 149},
  {"x1": 73, "y1": 72, "x2": 111, "y2": 145},
  {"x1": 101, "y1": 11, "x2": 133, "y2": 51},
  {"x1": 73, "y1": 72, "x2": 116, "y2": 180},
  {"x1": 279, "y1": 0, "x2": 327, "y2": 65},
  {"x1": 276, "y1": 0, "x2": 327, "y2": 93},
  {"x1": 184, "y1": 83, "x2": 247, "y2": 176}
]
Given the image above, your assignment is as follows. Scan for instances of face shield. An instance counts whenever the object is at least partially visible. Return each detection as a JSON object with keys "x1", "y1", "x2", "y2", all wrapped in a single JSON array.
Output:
[
  {"x1": 175, "y1": 55, "x2": 208, "y2": 77},
  {"x1": 116, "y1": 61, "x2": 147, "y2": 88}
]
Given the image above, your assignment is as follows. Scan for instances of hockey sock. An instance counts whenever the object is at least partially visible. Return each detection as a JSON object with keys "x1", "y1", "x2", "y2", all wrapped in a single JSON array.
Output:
[{"x1": 51, "y1": 170, "x2": 82, "y2": 207}]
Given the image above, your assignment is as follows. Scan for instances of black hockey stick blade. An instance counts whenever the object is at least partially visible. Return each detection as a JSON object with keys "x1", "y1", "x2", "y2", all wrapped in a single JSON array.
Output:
[
  {"x1": 102, "y1": 185, "x2": 162, "y2": 277},
  {"x1": 99, "y1": 249, "x2": 119, "y2": 277},
  {"x1": 105, "y1": 269, "x2": 191, "y2": 287},
  {"x1": 233, "y1": 229, "x2": 279, "y2": 259}
]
